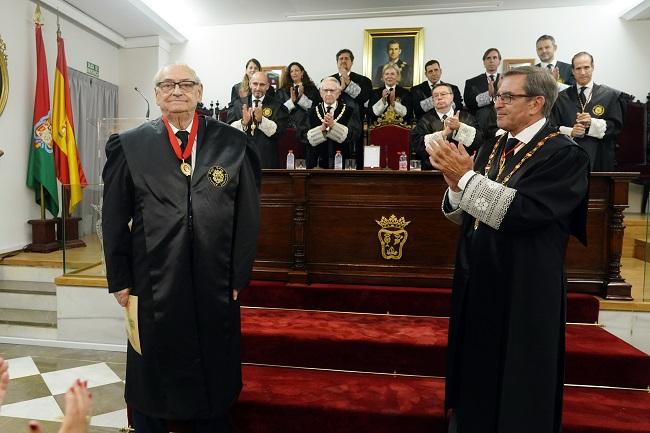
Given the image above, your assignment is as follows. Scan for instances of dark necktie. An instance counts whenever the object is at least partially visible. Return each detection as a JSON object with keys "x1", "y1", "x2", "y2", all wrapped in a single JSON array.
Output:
[
  {"x1": 388, "y1": 87, "x2": 393, "y2": 94},
  {"x1": 254, "y1": 99, "x2": 260, "y2": 108},
  {"x1": 176, "y1": 130, "x2": 189, "y2": 156},
  {"x1": 579, "y1": 86, "x2": 587, "y2": 106},
  {"x1": 547, "y1": 64, "x2": 553, "y2": 71},
  {"x1": 504, "y1": 137, "x2": 519, "y2": 160},
  {"x1": 442, "y1": 114, "x2": 448, "y2": 121},
  {"x1": 489, "y1": 74, "x2": 495, "y2": 82},
  {"x1": 326, "y1": 106, "x2": 332, "y2": 114}
]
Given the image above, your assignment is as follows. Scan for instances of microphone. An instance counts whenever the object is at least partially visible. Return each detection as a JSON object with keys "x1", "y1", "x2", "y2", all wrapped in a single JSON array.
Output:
[{"x1": 134, "y1": 87, "x2": 150, "y2": 119}]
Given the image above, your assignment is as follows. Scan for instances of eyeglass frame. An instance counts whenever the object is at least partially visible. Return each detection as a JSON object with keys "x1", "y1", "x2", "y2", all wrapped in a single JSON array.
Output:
[
  {"x1": 156, "y1": 80, "x2": 199, "y2": 93},
  {"x1": 494, "y1": 92, "x2": 538, "y2": 104}
]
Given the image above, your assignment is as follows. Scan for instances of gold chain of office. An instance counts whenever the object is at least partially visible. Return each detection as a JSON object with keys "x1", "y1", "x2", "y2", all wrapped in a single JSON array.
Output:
[
  {"x1": 484, "y1": 131, "x2": 560, "y2": 185},
  {"x1": 316, "y1": 103, "x2": 346, "y2": 124}
]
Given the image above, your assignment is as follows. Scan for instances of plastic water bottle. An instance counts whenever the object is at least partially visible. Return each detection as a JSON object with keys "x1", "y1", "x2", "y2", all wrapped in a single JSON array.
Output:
[
  {"x1": 286, "y1": 149, "x2": 295, "y2": 170},
  {"x1": 334, "y1": 150, "x2": 343, "y2": 170},
  {"x1": 398, "y1": 152, "x2": 408, "y2": 171}
]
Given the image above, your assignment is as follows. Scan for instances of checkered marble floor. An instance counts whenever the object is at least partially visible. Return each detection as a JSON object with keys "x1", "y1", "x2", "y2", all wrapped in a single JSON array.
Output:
[{"x1": 0, "y1": 344, "x2": 127, "y2": 433}]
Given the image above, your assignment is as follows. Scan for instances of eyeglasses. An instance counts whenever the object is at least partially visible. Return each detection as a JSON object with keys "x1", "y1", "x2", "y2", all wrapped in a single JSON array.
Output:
[
  {"x1": 432, "y1": 92, "x2": 452, "y2": 98},
  {"x1": 494, "y1": 93, "x2": 536, "y2": 104},
  {"x1": 156, "y1": 80, "x2": 198, "y2": 93},
  {"x1": 321, "y1": 88, "x2": 339, "y2": 93}
]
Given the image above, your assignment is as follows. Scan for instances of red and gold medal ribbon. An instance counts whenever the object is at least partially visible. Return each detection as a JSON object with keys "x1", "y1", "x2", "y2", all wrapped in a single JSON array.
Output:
[{"x1": 162, "y1": 111, "x2": 199, "y2": 162}]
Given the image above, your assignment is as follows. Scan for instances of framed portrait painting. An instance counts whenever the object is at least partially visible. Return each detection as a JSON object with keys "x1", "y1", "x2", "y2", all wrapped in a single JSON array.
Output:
[
  {"x1": 502, "y1": 58, "x2": 536, "y2": 71},
  {"x1": 363, "y1": 28, "x2": 424, "y2": 89},
  {"x1": 261, "y1": 65, "x2": 284, "y2": 91}
]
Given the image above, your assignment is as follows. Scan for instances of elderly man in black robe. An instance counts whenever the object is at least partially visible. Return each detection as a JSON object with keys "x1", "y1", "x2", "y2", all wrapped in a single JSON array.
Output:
[
  {"x1": 102, "y1": 63, "x2": 260, "y2": 433},
  {"x1": 552, "y1": 51, "x2": 624, "y2": 171},
  {"x1": 303, "y1": 76, "x2": 360, "y2": 169},
  {"x1": 411, "y1": 83, "x2": 482, "y2": 170},
  {"x1": 427, "y1": 66, "x2": 589, "y2": 433}
]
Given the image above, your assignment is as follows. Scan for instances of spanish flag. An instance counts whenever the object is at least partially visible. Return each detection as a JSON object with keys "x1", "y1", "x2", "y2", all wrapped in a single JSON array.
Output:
[{"x1": 52, "y1": 33, "x2": 87, "y2": 214}]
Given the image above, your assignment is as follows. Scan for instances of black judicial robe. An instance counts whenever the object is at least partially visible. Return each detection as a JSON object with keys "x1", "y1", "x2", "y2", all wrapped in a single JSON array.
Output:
[
  {"x1": 463, "y1": 73, "x2": 500, "y2": 141},
  {"x1": 535, "y1": 61, "x2": 575, "y2": 86},
  {"x1": 276, "y1": 84, "x2": 322, "y2": 144},
  {"x1": 410, "y1": 110, "x2": 482, "y2": 170},
  {"x1": 551, "y1": 84, "x2": 623, "y2": 171},
  {"x1": 368, "y1": 85, "x2": 414, "y2": 124},
  {"x1": 227, "y1": 96, "x2": 289, "y2": 169},
  {"x1": 102, "y1": 116, "x2": 261, "y2": 420},
  {"x1": 444, "y1": 122, "x2": 589, "y2": 433},
  {"x1": 304, "y1": 101, "x2": 359, "y2": 169}
]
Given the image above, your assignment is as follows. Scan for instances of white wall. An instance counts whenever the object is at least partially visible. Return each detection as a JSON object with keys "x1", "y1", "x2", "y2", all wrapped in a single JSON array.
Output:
[
  {"x1": 118, "y1": 46, "x2": 164, "y2": 119},
  {"x1": 171, "y1": 4, "x2": 650, "y2": 107},
  {"x1": 0, "y1": 0, "x2": 119, "y2": 252}
]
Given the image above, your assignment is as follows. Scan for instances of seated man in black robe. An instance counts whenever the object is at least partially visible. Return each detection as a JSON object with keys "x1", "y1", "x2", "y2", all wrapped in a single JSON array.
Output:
[
  {"x1": 303, "y1": 76, "x2": 360, "y2": 169},
  {"x1": 228, "y1": 71, "x2": 289, "y2": 168},
  {"x1": 427, "y1": 66, "x2": 589, "y2": 433},
  {"x1": 411, "y1": 83, "x2": 481, "y2": 170},
  {"x1": 552, "y1": 51, "x2": 623, "y2": 171}
]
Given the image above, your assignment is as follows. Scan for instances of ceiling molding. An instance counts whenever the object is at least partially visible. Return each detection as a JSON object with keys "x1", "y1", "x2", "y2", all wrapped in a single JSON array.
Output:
[
  {"x1": 39, "y1": 0, "x2": 127, "y2": 47},
  {"x1": 125, "y1": 0, "x2": 188, "y2": 43},
  {"x1": 284, "y1": 2, "x2": 501, "y2": 20},
  {"x1": 124, "y1": 36, "x2": 171, "y2": 52},
  {"x1": 619, "y1": 0, "x2": 650, "y2": 20}
]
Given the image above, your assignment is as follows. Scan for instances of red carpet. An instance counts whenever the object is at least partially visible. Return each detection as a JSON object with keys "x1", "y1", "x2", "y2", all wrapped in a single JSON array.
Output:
[
  {"x1": 232, "y1": 365, "x2": 650, "y2": 433},
  {"x1": 145, "y1": 281, "x2": 650, "y2": 432},
  {"x1": 240, "y1": 280, "x2": 600, "y2": 323},
  {"x1": 240, "y1": 307, "x2": 650, "y2": 388}
]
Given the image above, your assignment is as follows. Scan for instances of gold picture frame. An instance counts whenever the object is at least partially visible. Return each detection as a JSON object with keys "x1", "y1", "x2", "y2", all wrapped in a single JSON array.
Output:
[
  {"x1": 261, "y1": 65, "x2": 285, "y2": 91},
  {"x1": 363, "y1": 27, "x2": 424, "y2": 89},
  {"x1": 502, "y1": 58, "x2": 536, "y2": 71},
  {"x1": 0, "y1": 35, "x2": 8, "y2": 116}
]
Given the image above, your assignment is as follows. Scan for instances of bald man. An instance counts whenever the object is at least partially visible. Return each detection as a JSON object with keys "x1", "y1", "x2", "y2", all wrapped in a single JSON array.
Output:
[{"x1": 228, "y1": 71, "x2": 289, "y2": 168}]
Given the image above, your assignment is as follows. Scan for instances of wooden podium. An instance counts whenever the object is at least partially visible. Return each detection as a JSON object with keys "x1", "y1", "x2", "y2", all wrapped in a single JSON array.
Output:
[{"x1": 254, "y1": 170, "x2": 636, "y2": 300}]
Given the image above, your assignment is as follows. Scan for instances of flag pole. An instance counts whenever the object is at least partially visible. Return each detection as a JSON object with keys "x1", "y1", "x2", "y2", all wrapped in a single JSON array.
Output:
[
  {"x1": 27, "y1": 1, "x2": 59, "y2": 252},
  {"x1": 40, "y1": 186, "x2": 46, "y2": 220},
  {"x1": 35, "y1": 4, "x2": 46, "y2": 222}
]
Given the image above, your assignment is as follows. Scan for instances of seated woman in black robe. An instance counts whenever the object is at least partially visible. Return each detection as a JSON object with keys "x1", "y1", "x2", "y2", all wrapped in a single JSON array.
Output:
[{"x1": 368, "y1": 64, "x2": 413, "y2": 124}]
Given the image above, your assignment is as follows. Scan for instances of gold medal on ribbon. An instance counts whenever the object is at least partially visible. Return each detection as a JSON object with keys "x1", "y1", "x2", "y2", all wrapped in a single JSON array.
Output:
[
  {"x1": 180, "y1": 162, "x2": 192, "y2": 176},
  {"x1": 251, "y1": 122, "x2": 257, "y2": 131}
]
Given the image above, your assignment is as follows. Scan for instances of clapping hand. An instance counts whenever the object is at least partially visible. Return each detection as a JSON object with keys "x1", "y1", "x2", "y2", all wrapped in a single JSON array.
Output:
[
  {"x1": 241, "y1": 105, "x2": 253, "y2": 126},
  {"x1": 444, "y1": 111, "x2": 461, "y2": 135},
  {"x1": 552, "y1": 67, "x2": 560, "y2": 81},
  {"x1": 0, "y1": 357, "x2": 8, "y2": 407},
  {"x1": 576, "y1": 112, "x2": 592, "y2": 127},
  {"x1": 425, "y1": 138, "x2": 474, "y2": 191}
]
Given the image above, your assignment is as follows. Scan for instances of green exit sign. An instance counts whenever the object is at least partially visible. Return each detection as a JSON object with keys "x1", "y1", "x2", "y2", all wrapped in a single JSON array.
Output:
[{"x1": 86, "y1": 61, "x2": 99, "y2": 78}]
